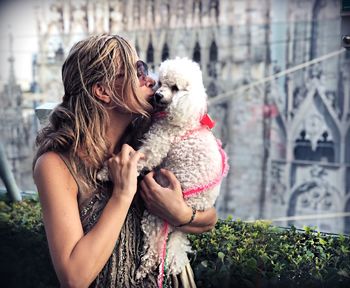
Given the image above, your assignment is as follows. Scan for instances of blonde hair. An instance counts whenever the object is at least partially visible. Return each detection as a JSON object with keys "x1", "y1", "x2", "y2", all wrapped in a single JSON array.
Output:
[{"x1": 34, "y1": 34, "x2": 151, "y2": 186}]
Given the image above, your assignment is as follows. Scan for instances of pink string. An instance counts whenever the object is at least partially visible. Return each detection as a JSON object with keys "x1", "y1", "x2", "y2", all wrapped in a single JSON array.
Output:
[
  {"x1": 179, "y1": 127, "x2": 205, "y2": 141},
  {"x1": 157, "y1": 221, "x2": 169, "y2": 288},
  {"x1": 183, "y1": 140, "x2": 229, "y2": 198}
]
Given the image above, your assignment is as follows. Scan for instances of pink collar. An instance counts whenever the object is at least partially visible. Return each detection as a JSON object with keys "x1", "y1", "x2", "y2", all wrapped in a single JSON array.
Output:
[
  {"x1": 200, "y1": 113, "x2": 215, "y2": 129},
  {"x1": 151, "y1": 112, "x2": 216, "y2": 129},
  {"x1": 152, "y1": 111, "x2": 168, "y2": 119}
]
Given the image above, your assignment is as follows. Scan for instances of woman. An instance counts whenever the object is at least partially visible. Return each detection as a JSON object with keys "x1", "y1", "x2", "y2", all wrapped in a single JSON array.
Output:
[{"x1": 33, "y1": 34, "x2": 217, "y2": 288}]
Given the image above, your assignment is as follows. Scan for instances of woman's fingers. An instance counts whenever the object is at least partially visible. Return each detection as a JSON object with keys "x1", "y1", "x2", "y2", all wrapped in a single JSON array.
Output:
[
  {"x1": 142, "y1": 169, "x2": 181, "y2": 194},
  {"x1": 140, "y1": 181, "x2": 150, "y2": 203},
  {"x1": 142, "y1": 171, "x2": 158, "y2": 189},
  {"x1": 130, "y1": 151, "x2": 145, "y2": 165},
  {"x1": 107, "y1": 145, "x2": 146, "y2": 199},
  {"x1": 120, "y1": 144, "x2": 135, "y2": 162},
  {"x1": 160, "y1": 169, "x2": 181, "y2": 191},
  {"x1": 140, "y1": 172, "x2": 159, "y2": 209},
  {"x1": 110, "y1": 145, "x2": 144, "y2": 169}
]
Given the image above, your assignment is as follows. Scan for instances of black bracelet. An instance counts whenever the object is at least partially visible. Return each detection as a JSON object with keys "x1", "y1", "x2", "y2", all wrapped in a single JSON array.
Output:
[{"x1": 176, "y1": 207, "x2": 197, "y2": 228}]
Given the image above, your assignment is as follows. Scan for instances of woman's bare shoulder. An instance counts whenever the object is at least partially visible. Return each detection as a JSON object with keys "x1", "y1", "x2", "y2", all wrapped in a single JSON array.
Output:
[
  {"x1": 34, "y1": 151, "x2": 78, "y2": 195},
  {"x1": 34, "y1": 151, "x2": 65, "y2": 174}
]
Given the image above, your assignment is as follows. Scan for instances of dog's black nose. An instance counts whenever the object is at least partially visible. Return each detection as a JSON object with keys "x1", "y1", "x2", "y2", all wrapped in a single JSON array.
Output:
[{"x1": 154, "y1": 92, "x2": 164, "y2": 103}]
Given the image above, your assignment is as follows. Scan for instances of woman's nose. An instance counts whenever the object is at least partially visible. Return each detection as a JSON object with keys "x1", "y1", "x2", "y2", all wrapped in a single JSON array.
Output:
[{"x1": 145, "y1": 76, "x2": 155, "y2": 88}]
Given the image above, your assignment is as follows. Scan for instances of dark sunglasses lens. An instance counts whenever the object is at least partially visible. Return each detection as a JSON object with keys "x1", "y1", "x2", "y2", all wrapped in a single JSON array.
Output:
[{"x1": 137, "y1": 61, "x2": 148, "y2": 78}]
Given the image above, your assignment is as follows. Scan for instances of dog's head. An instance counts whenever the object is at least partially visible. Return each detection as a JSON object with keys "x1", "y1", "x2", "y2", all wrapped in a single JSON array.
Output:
[{"x1": 153, "y1": 57, "x2": 208, "y2": 126}]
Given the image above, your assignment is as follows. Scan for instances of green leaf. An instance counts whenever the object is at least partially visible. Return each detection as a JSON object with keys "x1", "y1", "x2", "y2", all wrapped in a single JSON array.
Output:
[
  {"x1": 318, "y1": 238, "x2": 327, "y2": 245},
  {"x1": 245, "y1": 258, "x2": 257, "y2": 270},
  {"x1": 201, "y1": 260, "x2": 208, "y2": 268},
  {"x1": 338, "y1": 269, "x2": 350, "y2": 278},
  {"x1": 218, "y1": 251, "x2": 225, "y2": 262},
  {"x1": 340, "y1": 245, "x2": 350, "y2": 253}
]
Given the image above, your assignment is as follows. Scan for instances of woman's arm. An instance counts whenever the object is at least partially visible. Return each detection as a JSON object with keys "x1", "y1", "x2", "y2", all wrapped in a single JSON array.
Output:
[
  {"x1": 34, "y1": 147, "x2": 142, "y2": 287},
  {"x1": 140, "y1": 169, "x2": 218, "y2": 234}
]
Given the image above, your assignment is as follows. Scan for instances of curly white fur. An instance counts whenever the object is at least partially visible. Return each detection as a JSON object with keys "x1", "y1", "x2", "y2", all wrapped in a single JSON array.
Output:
[{"x1": 135, "y1": 58, "x2": 228, "y2": 280}]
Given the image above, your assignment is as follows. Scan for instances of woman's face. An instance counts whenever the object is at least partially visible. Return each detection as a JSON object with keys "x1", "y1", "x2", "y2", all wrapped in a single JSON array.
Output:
[{"x1": 136, "y1": 60, "x2": 155, "y2": 102}]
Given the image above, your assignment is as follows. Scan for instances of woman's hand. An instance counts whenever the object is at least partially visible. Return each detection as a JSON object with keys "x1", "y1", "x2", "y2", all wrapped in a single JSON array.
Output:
[
  {"x1": 140, "y1": 169, "x2": 192, "y2": 226},
  {"x1": 108, "y1": 144, "x2": 144, "y2": 200},
  {"x1": 140, "y1": 168, "x2": 218, "y2": 233}
]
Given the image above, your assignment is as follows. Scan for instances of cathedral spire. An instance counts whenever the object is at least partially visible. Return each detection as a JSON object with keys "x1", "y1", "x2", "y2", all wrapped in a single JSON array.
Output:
[
  {"x1": 8, "y1": 31, "x2": 16, "y2": 86},
  {"x1": 4, "y1": 29, "x2": 22, "y2": 108}
]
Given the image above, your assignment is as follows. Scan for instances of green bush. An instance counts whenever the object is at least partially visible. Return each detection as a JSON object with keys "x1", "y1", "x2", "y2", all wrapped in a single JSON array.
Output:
[
  {"x1": 189, "y1": 217, "x2": 350, "y2": 288},
  {"x1": 0, "y1": 197, "x2": 58, "y2": 288},
  {"x1": 1, "y1": 198, "x2": 349, "y2": 287}
]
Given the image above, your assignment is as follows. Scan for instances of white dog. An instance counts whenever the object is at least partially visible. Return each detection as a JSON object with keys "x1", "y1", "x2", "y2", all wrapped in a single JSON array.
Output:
[{"x1": 134, "y1": 57, "x2": 229, "y2": 285}]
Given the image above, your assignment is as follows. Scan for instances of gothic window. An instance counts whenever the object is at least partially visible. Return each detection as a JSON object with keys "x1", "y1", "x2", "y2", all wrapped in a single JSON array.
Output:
[
  {"x1": 192, "y1": 0, "x2": 202, "y2": 15},
  {"x1": 314, "y1": 131, "x2": 334, "y2": 162},
  {"x1": 193, "y1": 41, "x2": 201, "y2": 64},
  {"x1": 207, "y1": 81, "x2": 218, "y2": 97},
  {"x1": 162, "y1": 42, "x2": 169, "y2": 61},
  {"x1": 146, "y1": 40, "x2": 154, "y2": 64},
  {"x1": 208, "y1": 40, "x2": 218, "y2": 78},
  {"x1": 294, "y1": 130, "x2": 335, "y2": 162},
  {"x1": 294, "y1": 130, "x2": 312, "y2": 161},
  {"x1": 209, "y1": 0, "x2": 219, "y2": 21},
  {"x1": 209, "y1": 40, "x2": 218, "y2": 62},
  {"x1": 135, "y1": 39, "x2": 140, "y2": 55}
]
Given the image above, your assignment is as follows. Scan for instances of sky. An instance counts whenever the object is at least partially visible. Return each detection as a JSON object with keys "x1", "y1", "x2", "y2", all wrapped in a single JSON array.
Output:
[{"x1": 0, "y1": 0, "x2": 38, "y2": 91}]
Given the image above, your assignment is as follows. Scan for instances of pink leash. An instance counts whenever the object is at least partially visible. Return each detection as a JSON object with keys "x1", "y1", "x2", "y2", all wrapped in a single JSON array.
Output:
[
  {"x1": 158, "y1": 222, "x2": 169, "y2": 288},
  {"x1": 157, "y1": 130, "x2": 229, "y2": 287}
]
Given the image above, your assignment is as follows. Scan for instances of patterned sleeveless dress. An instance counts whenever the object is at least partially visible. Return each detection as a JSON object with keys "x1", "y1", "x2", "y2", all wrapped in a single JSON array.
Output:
[{"x1": 58, "y1": 154, "x2": 196, "y2": 288}]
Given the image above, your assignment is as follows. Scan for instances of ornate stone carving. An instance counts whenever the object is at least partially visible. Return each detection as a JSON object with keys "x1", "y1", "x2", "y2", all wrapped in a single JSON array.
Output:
[
  {"x1": 288, "y1": 165, "x2": 341, "y2": 232},
  {"x1": 269, "y1": 162, "x2": 287, "y2": 205}
]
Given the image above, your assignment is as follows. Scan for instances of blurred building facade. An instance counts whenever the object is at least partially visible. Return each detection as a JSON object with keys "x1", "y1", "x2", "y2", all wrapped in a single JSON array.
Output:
[
  {"x1": 0, "y1": 34, "x2": 36, "y2": 190},
  {"x1": 30, "y1": 0, "x2": 349, "y2": 233}
]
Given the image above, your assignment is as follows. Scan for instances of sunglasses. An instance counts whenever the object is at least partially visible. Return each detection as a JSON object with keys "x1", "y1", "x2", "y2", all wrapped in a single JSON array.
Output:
[{"x1": 136, "y1": 60, "x2": 149, "y2": 81}]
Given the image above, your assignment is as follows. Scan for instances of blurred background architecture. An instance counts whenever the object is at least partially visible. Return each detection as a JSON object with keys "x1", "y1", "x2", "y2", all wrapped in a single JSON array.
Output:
[{"x1": 0, "y1": 0, "x2": 349, "y2": 234}]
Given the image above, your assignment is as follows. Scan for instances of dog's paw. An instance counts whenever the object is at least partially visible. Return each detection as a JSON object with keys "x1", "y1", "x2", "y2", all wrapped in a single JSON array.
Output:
[{"x1": 96, "y1": 164, "x2": 110, "y2": 182}]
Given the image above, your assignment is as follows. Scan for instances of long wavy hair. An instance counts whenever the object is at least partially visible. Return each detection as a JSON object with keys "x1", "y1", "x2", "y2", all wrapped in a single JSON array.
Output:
[{"x1": 33, "y1": 34, "x2": 151, "y2": 187}]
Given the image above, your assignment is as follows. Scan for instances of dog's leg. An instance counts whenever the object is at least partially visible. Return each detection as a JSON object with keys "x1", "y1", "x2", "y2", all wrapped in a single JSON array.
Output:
[
  {"x1": 136, "y1": 128, "x2": 174, "y2": 172},
  {"x1": 136, "y1": 211, "x2": 166, "y2": 279}
]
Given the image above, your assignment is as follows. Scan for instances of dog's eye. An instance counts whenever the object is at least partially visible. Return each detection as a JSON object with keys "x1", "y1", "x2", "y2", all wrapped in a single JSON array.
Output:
[
  {"x1": 171, "y1": 85, "x2": 179, "y2": 92},
  {"x1": 159, "y1": 81, "x2": 162, "y2": 86}
]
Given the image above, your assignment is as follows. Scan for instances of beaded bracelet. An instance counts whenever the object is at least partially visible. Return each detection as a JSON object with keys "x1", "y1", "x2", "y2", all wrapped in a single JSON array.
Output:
[{"x1": 176, "y1": 206, "x2": 197, "y2": 228}]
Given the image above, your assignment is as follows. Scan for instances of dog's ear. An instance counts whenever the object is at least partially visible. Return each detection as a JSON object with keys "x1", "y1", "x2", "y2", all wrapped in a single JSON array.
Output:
[{"x1": 169, "y1": 90, "x2": 208, "y2": 125}]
